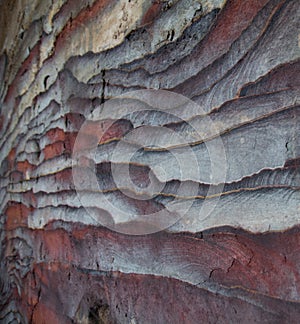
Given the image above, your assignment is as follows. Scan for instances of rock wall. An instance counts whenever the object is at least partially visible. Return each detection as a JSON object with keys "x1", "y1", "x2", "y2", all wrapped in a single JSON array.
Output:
[{"x1": 0, "y1": 0, "x2": 299, "y2": 323}]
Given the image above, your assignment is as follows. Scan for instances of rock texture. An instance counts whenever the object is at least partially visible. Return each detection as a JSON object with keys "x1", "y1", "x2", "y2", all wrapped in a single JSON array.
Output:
[{"x1": 0, "y1": 0, "x2": 299, "y2": 323}]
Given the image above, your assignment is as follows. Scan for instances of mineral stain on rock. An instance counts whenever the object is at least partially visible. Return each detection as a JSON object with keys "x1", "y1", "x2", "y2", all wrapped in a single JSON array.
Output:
[{"x1": 0, "y1": 0, "x2": 299, "y2": 322}]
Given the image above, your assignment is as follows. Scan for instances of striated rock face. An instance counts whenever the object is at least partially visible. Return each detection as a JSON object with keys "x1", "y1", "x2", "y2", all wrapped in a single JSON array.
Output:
[{"x1": 0, "y1": 0, "x2": 299, "y2": 323}]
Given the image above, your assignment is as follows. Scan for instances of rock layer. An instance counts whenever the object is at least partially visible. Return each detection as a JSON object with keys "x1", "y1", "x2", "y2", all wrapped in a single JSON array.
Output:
[{"x1": 0, "y1": 0, "x2": 299, "y2": 322}]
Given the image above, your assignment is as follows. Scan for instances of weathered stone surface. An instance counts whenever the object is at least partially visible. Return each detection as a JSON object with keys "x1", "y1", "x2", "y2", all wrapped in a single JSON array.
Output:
[{"x1": 0, "y1": 0, "x2": 299, "y2": 322}]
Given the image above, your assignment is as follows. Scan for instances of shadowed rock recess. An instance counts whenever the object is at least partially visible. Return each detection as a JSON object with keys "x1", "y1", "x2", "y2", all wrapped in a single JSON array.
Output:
[{"x1": 0, "y1": 0, "x2": 299, "y2": 323}]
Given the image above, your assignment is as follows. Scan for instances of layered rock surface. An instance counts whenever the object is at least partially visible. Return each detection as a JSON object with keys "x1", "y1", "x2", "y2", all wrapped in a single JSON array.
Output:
[{"x1": 0, "y1": 0, "x2": 299, "y2": 322}]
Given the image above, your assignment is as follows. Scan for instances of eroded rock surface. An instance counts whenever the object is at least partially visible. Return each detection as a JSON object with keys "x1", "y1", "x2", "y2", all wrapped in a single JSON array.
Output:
[{"x1": 0, "y1": 0, "x2": 299, "y2": 322}]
